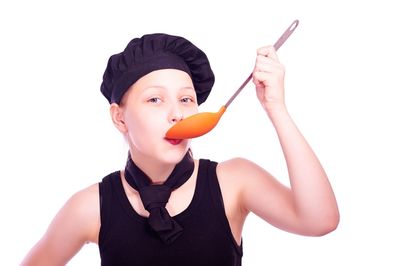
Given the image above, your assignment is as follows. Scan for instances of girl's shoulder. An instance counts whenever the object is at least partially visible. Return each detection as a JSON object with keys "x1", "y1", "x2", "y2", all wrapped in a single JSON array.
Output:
[
  {"x1": 62, "y1": 183, "x2": 101, "y2": 243},
  {"x1": 214, "y1": 157, "x2": 259, "y2": 198},
  {"x1": 72, "y1": 183, "x2": 100, "y2": 211},
  {"x1": 21, "y1": 183, "x2": 101, "y2": 265},
  {"x1": 215, "y1": 157, "x2": 276, "y2": 197},
  {"x1": 65, "y1": 183, "x2": 99, "y2": 216},
  {"x1": 75, "y1": 182, "x2": 100, "y2": 200},
  {"x1": 216, "y1": 157, "x2": 263, "y2": 178}
]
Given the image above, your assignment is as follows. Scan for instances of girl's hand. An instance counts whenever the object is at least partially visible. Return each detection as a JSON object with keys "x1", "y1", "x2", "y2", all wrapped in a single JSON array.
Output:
[{"x1": 252, "y1": 46, "x2": 286, "y2": 113}]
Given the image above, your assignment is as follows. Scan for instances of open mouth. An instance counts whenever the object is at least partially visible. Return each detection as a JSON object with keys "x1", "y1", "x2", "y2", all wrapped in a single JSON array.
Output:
[{"x1": 165, "y1": 138, "x2": 183, "y2": 145}]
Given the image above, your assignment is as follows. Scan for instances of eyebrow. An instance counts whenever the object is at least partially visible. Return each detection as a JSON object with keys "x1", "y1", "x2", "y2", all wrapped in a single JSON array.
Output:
[{"x1": 143, "y1": 85, "x2": 195, "y2": 92}]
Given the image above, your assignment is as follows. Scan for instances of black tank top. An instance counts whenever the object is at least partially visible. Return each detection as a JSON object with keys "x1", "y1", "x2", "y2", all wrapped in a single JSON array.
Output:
[{"x1": 98, "y1": 159, "x2": 243, "y2": 266}]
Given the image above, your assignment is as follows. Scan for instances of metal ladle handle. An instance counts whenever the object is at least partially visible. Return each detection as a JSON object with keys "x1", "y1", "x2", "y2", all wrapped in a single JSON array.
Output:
[{"x1": 224, "y1": 19, "x2": 299, "y2": 108}]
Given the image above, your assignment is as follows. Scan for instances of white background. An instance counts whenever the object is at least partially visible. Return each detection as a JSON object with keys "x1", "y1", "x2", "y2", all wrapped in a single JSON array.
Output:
[{"x1": 1, "y1": 0, "x2": 399, "y2": 265}]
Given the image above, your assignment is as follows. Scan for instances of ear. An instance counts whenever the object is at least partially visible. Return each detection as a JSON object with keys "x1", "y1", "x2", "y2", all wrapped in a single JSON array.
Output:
[{"x1": 110, "y1": 103, "x2": 128, "y2": 133}]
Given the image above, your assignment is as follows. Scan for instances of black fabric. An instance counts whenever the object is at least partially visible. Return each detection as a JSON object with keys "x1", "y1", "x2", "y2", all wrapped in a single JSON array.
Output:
[
  {"x1": 124, "y1": 152, "x2": 194, "y2": 244},
  {"x1": 99, "y1": 159, "x2": 243, "y2": 266},
  {"x1": 100, "y1": 33, "x2": 215, "y2": 105}
]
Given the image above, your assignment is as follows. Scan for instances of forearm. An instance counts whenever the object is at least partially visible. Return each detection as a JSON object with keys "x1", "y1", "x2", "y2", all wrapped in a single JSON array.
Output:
[{"x1": 268, "y1": 104, "x2": 339, "y2": 232}]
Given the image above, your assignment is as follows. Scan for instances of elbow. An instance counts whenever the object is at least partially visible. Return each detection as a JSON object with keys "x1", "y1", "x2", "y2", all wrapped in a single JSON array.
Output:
[{"x1": 309, "y1": 211, "x2": 340, "y2": 236}]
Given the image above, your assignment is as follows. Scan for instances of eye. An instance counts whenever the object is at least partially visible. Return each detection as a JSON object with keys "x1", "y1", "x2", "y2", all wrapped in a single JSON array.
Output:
[
  {"x1": 147, "y1": 97, "x2": 161, "y2": 104},
  {"x1": 180, "y1": 97, "x2": 195, "y2": 104}
]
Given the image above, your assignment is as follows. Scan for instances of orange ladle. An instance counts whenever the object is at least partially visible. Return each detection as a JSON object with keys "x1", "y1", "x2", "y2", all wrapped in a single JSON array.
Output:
[{"x1": 166, "y1": 19, "x2": 299, "y2": 139}]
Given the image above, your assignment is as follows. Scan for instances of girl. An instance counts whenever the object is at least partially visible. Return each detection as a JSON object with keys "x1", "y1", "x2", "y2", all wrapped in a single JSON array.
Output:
[{"x1": 21, "y1": 33, "x2": 339, "y2": 265}]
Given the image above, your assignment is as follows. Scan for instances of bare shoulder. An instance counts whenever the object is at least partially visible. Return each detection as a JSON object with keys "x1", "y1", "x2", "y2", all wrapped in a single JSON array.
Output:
[
  {"x1": 21, "y1": 183, "x2": 100, "y2": 265},
  {"x1": 217, "y1": 157, "x2": 272, "y2": 182},
  {"x1": 69, "y1": 183, "x2": 99, "y2": 210},
  {"x1": 218, "y1": 157, "x2": 257, "y2": 169},
  {"x1": 49, "y1": 182, "x2": 101, "y2": 244},
  {"x1": 218, "y1": 156, "x2": 287, "y2": 192},
  {"x1": 216, "y1": 158, "x2": 243, "y2": 189},
  {"x1": 215, "y1": 157, "x2": 272, "y2": 212},
  {"x1": 216, "y1": 157, "x2": 288, "y2": 213},
  {"x1": 65, "y1": 183, "x2": 100, "y2": 242}
]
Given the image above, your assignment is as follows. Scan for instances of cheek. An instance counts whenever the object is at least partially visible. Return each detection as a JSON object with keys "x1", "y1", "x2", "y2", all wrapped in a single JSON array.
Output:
[
  {"x1": 184, "y1": 105, "x2": 199, "y2": 117},
  {"x1": 126, "y1": 112, "x2": 166, "y2": 142}
]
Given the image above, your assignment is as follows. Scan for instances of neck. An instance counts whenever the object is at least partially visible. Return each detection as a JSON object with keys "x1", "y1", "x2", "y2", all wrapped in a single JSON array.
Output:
[{"x1": 129, "y1": 151, "x2": 176, "y2": 184}]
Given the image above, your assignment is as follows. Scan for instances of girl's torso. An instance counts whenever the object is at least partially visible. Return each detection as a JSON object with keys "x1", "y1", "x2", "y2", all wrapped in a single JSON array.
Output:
[{"x1": 97, "y1": 158, "x2": 244, "y2": 265}]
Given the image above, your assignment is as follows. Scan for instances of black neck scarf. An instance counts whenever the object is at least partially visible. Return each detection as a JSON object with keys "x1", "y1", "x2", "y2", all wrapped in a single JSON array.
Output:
[{"x1": 124, "y1": 152, "x2": 194, "y2": 244}]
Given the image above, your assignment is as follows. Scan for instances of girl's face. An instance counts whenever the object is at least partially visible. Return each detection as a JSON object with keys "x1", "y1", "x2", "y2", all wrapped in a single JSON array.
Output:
[{"x1": 118, "y1": 69, "x2": 198, "y2": 164}]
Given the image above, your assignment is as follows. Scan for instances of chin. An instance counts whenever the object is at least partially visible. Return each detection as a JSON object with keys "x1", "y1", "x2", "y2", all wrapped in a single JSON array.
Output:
[{"x1": 162, "y1": 146, "x2": 191, "y2": 164}]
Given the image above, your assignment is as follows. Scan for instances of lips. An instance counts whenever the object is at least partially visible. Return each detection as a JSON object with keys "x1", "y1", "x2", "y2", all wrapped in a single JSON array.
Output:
[{"x1": 165, "y1": 138, "x2": 182, "y2": 145}]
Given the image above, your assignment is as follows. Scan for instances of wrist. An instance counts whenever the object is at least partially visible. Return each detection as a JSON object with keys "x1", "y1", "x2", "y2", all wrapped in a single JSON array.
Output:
[
  {"x1": 264, "y1": 102, "x2": 292, "y2": 125},
  {"x1": 264, "y1": 101, "x2": 287, "y2": 116}
]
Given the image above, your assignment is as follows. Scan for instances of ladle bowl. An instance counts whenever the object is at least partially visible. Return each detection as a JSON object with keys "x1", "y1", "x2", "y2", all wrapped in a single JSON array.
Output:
[
  {"x1": 166, "y1": 106, "x2": 226, "y2": 139},
  {"x1": 165, "y1": 19, "x2": 299, "y2": 140}
]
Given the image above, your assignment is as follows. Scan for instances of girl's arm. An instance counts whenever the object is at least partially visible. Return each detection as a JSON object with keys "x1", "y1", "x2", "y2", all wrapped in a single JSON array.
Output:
[
  {"x1": 21, "y1": 184, "x2": 100, "y2": 266},
  {"x1": 228, "y1": 46, "x2": 339, "y2": 236}
]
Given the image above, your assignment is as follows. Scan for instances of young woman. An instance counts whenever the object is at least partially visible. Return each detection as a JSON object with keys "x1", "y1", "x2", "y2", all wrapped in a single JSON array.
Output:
[{"x1": 21, "y1": 33, "x2": 339, "y2": 266}]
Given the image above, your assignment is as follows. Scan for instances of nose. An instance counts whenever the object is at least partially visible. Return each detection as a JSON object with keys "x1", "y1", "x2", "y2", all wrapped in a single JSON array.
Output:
[
  {"x1": 168, "y1": 106, "x2": 184, "y2": 124},
  {"x1": 170, "y1": 114, "x2": 183, "y2": 123}
]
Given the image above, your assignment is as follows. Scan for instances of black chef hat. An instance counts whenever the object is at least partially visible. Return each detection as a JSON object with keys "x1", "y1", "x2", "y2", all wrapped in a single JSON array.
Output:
[{"x1": 100, "y1": 33, "x2": 215, "y2": 105}]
